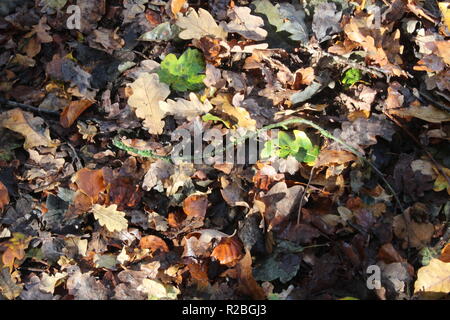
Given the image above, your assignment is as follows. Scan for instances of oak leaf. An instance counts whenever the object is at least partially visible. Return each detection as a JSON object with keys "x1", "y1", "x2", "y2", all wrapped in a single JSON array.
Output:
[
  {"x1": 176, "y1": 8, "x2": 227, "y2": 40},
  {"x1": 127, "y1": 73, "x2": 170, "y2": 135},
  {"x1": 92, "y1": 204, "x2": 128, "y2": 232}
]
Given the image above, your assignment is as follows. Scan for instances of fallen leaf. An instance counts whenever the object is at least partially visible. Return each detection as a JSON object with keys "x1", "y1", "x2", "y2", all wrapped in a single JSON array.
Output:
[
  {"x1": 0, "y1": 181, "x2": 9, "y2": 212},
  {"x1": 159, "y1": 93, "x2": 213, "y2": 121},
  {"x1": 0, "y1": 268, "x2": 22, "y2": 300},
  {"x1": 225, "y1": 6, "x2": 267, "y2": 41},
  {"x1": 176, "y1": 8, "x2": 227, "y2": 40},
  {"x1": 137, "y1": 278, "x2": 180, "y2": 300},
  {"x1": 211, "y1": 236, "x2": 244, "y2": 266},
  {"x1": 393, "y1": 213, "x2": 434, "y2": 249},
  {"x1": 414, "y1": 258, "x2": 450, "y2": 297},
  {"x1": 92, "y1": 204, "x2": 128, "y2": 233},
  {"x1": 183, "y1": 194, "x2": 208, "y2": 218},
  {"x1": 170, "y1": 0, "x2": 187, "y2": 16},
  {"x1": 127, "y1": 73, "x2": 171, "y2": 135},
  {"x1": 0, "y1": 109, "x2": 59, "y2": 149},
  {"x1": 236, "y1": 250, "x2": 266, "y2": 300},
  {"x1": 140, "y1": 235, "x2": 169, "y2": 253},
  {"x1": 60, "y1": 100, "x2": 94, "y2": 128},
  {"x1": 73, "y1": 168, "x2": 106, "y2": 201}
]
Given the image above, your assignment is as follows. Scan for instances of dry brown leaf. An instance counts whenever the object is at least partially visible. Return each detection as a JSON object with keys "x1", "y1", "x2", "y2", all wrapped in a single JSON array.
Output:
[
  {"x1": 0, "y1": 181, "x2": 9, "y2": 212},
  {"x1": 440, "y1": 243, "x2": 450, "y2": 263},
  {"x1": 127, "y1": 73, "x2": 170, "y2": 135},
  {"x1": 183, "y1": 194, "x2": 208, "y2": 218},
  {"x1": 1, "y1": 233, "x2": 31, "y2": 271},
  {"x1": 293, "y1": 67, "x2": 315, "y2": 87},
  {"x1": 140, "y1": 235, "x2": 169, "y2": 253},
  {"x1": 176, "y1": 8, "x2": 227, "y2": 40},
  {"x1": 159, "y1": 93, "x2": 213, "y2": 121},
  {"x1": 211, "y1": 236, "x2": 244, "y2": 266},
  {"x1": 236, "y1": 249, "x2": 266, "y2": 300},
  {"x1": 0, "y1": 109, "x2": 59, "y2": 149},
  {"x1": 414, "y1": 258, "x2": 450, "y2": 297},
  {"x1": 393, "y1": 213, "x2": 434, "y2": 249},
  {"x1": 225, "y1": 6, "x2": 267, "y2": 41},
  {"x1": 73, "y1": 168, "x2": 106, "y2": 201},
  {"x1": 60, "y1": 100, "x2": 94, "y2": 128},
  {"x1": 316, "y1": 150, "x2": 357, "y2": 167}
]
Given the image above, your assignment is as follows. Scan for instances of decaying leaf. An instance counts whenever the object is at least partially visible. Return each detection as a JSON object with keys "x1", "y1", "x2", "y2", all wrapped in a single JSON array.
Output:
[
  {"x1": 0, "y1": 268, "x2": 22, "y2": 300},
  {"x1": 92, "y1": 204, "x2": 128, "y2": 233}
]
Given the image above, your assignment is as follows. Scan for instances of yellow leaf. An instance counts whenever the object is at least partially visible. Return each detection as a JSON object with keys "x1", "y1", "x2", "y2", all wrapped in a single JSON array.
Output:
[
  {"x1": 438, "y1": 2, "x2": 450, "y2": 34},
  {"x1": 92, "y1": 204, "x2": 128, "y2": 232},
  {"x1": 127, "y1": 73, "x2": 170, "y2": 135},
  {"x1": 170, "y1": 0, "x2": 186, "y2": 16},
  {"x1": 414, "y1": 258, "x2": 450, "y2": 297},
  {"x1": 433, "y1": 167, "x2": 450, "y2": 195},
  {"x1": 211, "y1": 94, "x2": 256, "y2": 130},
  {"x1": 176, "y1": 8, "x2": 227, "y2": 40}
]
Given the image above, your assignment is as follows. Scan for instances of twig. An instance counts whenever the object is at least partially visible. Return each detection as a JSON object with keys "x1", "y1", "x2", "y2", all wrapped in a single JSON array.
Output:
[
  {"x1": 297, "y1": 164, "x2": 316, "y2": 225},
  {"x1": 0, "y1": 97, "x2": 60, "y2": 116}
]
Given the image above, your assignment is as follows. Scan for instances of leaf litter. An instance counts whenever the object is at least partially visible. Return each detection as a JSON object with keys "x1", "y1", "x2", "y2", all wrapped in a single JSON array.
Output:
[{"x1": 0, "y1": 0, "x2": 449, "y2": 301}]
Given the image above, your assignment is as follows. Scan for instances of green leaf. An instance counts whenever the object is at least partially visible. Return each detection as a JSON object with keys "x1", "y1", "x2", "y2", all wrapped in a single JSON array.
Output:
[
  {"x1": 157, "y1": 48, "x2": 206, "y2": 92},
  {"x1": 341, "y1": 68, "x2": 362, "y2": 87},
  {"x1": 202, "y1": 113, "x2": 231, "y2": 128},
  {"x1": 261, "y1": 130, "x2": 319, "y2": 164}
]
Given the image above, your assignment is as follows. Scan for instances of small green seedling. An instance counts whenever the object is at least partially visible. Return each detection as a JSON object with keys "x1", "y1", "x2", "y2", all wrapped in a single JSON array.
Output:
[
  {"x1": 157, "y1": 48, "x2": 206, "y2": 92},
  {"x1": 260, "y1": 130, "x2": 319, "y2": 165},
  {"x1": 341, "y1": 68, "x2": 363, "y2": 87}
]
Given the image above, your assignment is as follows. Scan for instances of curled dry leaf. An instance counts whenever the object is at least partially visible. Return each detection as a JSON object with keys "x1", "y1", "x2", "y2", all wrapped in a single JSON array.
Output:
[
  {"x1": 183, "y1": 194, "x2": 208, "y2": 218},
  {"x1": 140, "y1": 235, "x2": 169, "y2": 253},
  {"x1": 236, "y1": 249, "x2": 266, "y2": 300},
  {"x1": 60, "y1": 99, "x2": 94, "y2": 128},
  {"x1": 211, "y1": 236, "x2": 244, "y2": 266}
]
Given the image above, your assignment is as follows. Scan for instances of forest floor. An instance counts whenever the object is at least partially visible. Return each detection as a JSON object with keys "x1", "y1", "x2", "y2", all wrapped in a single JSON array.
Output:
[{"x1": 0, "y1": 0, "x2": 449, "y2": 300}]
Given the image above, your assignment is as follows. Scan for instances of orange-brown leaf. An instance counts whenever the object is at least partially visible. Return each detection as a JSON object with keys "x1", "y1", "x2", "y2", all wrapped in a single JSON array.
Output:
[
  {"x1": 73, "y1": 168, "x2": 106, "y2": 200},
  {"x1": 0, "y1": 181, "x2": 9, "y2": 212},
  {"x1": 183, "y1": 194, "x2": 208, "y2": 218},
  {"x1": 211, "y1": 236, "x2": 244, "y2": 266},
  {"x1": 140, "y1": 235, "x2": 169, "y2": 253},
  {"x1": 60, "y1": 100, "x2": 94, "y2": 128}
]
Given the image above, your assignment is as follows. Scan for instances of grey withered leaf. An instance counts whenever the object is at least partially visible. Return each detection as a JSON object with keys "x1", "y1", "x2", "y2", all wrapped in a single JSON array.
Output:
[{"x1": 312, "y1": 2, "x2": 342, "y2": 43}]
